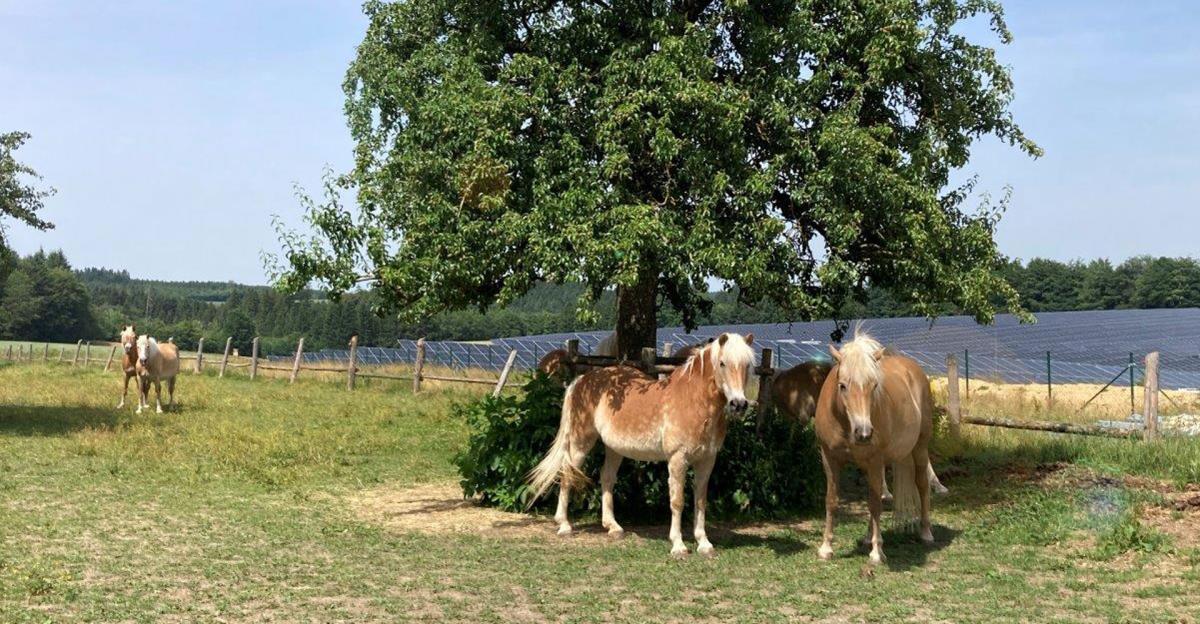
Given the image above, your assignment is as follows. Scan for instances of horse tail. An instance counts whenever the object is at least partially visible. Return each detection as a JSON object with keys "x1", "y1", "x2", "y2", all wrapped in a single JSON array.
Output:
[
  {"x1": 891, "y1": 454, "x2": 922, "y2": 533},
  {"x1": 526, "y1": 377, "x2": 589, "y2": 508}
]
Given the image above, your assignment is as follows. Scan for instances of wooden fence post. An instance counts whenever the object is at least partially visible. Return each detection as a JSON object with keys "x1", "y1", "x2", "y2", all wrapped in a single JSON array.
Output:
[
  {"x1": 72, "y1": 340, "x2": 82, "y2": 366},
  {"x1": 565, "y1": 339, "x2": 580, "y2": 377},
  {"x1": 640, "y1": 346, "x2": 657, "y2": 372},
  {"x1": 946, "y1": 354, "x2": 962, "y2": 441},
  {"x1": 18, "y1": 345, "x2": 24, "y2": 361},
  {"x1": 493, "y1": 349, "x2": 518, "y2": 397},
  {"x1": 412, "y1": 338, "x2": 426, "y2": 393},
  {"x1": 346, "y1": 335, "x2": 359, "y2": 391},
  {"x1": 219, "y1": 337, "x2": 233, "y2": 378},
  {"x1": 290, "y1": 337, "x2": 305, "y2": 384},
  {"x1": 194, "y1": 337, "x2": 205, "y2": 373},
  {"x1": 5, "y1": 345, "x2": 11, "y2": 360},
  {"x1": 104, "y1": 345, "x2": 117, "y2": 372},
  {"x1": 42, "y1": 343, "x2": 49, "y2": 362},
  {"x1": 249, "y1": 337, "x2": 260, "y2": 380},
  {"x1": 662, "y1": 342, "x2": 674, "y2": 357},
  {"x1": 83, "y1": 342, "x2": 91, "y2": 367},
  {"x1": 1143, "y1": 352, "x2": 1160, "y2": 441},
  {"x1": 59, "y1": 344, "x2": 66, "y2": 362}
]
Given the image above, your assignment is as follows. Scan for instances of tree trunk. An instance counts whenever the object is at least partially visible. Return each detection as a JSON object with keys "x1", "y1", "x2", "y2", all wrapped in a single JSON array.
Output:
[{"x1": 615, "y1": 265, "x2": 657, "y2": 361}]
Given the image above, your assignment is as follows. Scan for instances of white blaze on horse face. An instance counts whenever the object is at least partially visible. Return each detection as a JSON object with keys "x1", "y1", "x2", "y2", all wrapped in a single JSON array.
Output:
[
  {"x1": 136, "y1": 335, "x2": 154, "y2": 365},
  {"x1": 121, "y1": 326, "x2": 137, "y2": 351},
  {"x1": 713, "y1": 333, "x2": 755, "y2": 412},
  {"x1": 832, "y1": 332, "x2": 885, "y2": 444}
]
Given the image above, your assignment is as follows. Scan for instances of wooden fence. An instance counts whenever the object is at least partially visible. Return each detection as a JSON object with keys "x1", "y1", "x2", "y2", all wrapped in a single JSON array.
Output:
[
  {"x1": 3, "y1": 336, "x2": 525, "y2": 398},
  {"x1": 2, "y1": 338, "x2": 1168, "y2": 440}
]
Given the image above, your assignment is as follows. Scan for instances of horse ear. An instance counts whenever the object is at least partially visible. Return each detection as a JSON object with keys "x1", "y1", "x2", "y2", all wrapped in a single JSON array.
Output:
[
  {"x1": 829, "y1": 344, "x2": 842, "y2": 361},
  {"x1": 744, "y1": 333, "x2": 754, "y2": 345},
  {"x1": 718, "y1": 334, "x2": 728, "y2": 346}
]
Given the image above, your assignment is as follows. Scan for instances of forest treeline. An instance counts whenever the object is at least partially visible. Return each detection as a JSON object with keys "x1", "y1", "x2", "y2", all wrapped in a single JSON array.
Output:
[{"x1": 3, "y1": 251, "x2": 1199, "y2": 355}]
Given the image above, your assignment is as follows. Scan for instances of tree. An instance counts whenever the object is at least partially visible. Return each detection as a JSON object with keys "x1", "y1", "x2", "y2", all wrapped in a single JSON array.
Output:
[
  {"x1": 0, "y1": 132, "x2": 55, "y2": 250},
  {"x1": 273, "y1": 0, "x2": 1039, "y2": 357},
  {"x1": 0, "y1": 250, "x2": 96, "y2": 341}
]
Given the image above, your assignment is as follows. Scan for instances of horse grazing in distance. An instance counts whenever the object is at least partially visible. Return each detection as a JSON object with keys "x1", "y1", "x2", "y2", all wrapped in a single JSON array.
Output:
[
  {"x1": 116, "y1": 325, "x2": 141, "y2": 409},
  {"x1": 814, "y1": 330, "x2": 935, "y2": 565},
  {"x1": 528, "y1": 333, "x2": 756, "y2": 558},
  {"x1": 772, "y1": 360, "x2": 949, "y2": 498},
  {"x1": 135, "y1": 335, "x2": 180, "y2": 414}
]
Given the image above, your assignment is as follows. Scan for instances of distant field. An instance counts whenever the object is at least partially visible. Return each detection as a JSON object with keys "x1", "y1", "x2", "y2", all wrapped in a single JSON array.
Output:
[{"x1": 1, "y1": 363, "x2": 1199, "y2": 622}]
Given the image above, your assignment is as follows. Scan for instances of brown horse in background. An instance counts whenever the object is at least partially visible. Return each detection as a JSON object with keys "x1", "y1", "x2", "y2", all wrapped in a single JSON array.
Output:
[
  {"x1": 528, "y1": 333, "x2": 756, "y2": 558},
  {"x1": 772, "y1": 360, "x2": 948, "y2": 498},
  {"x1": 814, "y1": 330, "x2": 935, "y2": 565},
  {"x1": 116, "y1": 325, "x2": 140, "y2": 409}
]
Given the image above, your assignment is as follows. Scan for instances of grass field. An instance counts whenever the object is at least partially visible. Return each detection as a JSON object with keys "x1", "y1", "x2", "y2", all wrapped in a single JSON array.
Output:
[{"x1": 2, "y1": 363, "x2": 1199, "y2": 622}]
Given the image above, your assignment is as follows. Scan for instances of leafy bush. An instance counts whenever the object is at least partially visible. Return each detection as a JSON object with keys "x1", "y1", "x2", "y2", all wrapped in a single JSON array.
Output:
[{"x1": 454, "y1": 374, "x2": 823, "y2": 520}]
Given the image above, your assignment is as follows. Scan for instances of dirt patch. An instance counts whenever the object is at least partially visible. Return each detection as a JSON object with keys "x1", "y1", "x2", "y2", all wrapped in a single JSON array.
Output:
[
  {"x1": 346, "y1": 482, "x2": 816, "y2": 546},
  {"x1": 347, "y1": 483, "x2": 546, "y2": 537}
]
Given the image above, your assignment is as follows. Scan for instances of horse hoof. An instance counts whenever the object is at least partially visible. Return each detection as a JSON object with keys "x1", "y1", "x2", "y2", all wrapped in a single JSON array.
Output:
[
  {"x1": 697, "y1": 545, "x2": 715, "y2": 558},
  {"x1": 556, "y1": 526, "x2": 573, "y2": 537},
  {"x1": 607, "y1": 528, "x2": 625, "y2": 540},
  {"x1": 670, "y1": 545, "x2": 689, "y2": 559},
  {"x1": 881, "y1": 494, "x2": 894, "y2": 504},
  {"x1": 817, "y1": 545, "x2": 834, "y2": 561},
  {"x1": 921, "y1": 532, "x2": 935, "y2": 545},
  {"x1": 869, "y1": 552, "x2": 886, "y2": 566},
  {"x1": 933, "y1": 484, "x2": 950, "y2": 496}
]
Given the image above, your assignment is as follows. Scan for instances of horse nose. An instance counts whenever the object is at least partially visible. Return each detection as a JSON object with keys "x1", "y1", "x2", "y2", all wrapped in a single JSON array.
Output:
[
  {"x1": 729, "y1": 398, "x2": 749, "y2": 412},
  {"x1": 853, "y1": 424, "x2": 873, "y2": 444}
]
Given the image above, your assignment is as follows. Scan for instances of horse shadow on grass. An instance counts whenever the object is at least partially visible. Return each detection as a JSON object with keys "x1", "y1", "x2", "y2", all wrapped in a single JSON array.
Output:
[{"x1": 0, "y1": 404, "x2": 143, "y2": 436}]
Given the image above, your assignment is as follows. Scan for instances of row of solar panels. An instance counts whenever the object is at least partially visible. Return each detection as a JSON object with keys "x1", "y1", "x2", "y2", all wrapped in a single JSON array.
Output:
[{"x1": 266, "y1": 307, "x2": 1200, "y2": 390}]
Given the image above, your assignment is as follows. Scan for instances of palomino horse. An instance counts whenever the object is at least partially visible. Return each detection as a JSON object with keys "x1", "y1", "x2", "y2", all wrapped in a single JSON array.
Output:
[
  {"x1": 116, "y1": 325, "x2": 140, "y2": 409},
  {"x1": 772, "y1": 361, "x2": 949, "y2": 498},
  {"x1": 135, "y1": 335, "x2": 180, "y2": 414},
  {"x1": 528, "y1": 333, "x2": 756, "y2": 558},
  {"x1": 814, "y1": 331, "x2": 934, "y2": 564},
  {"x1": 537, "y1": 349, "x2": 571, "y2": 379}
]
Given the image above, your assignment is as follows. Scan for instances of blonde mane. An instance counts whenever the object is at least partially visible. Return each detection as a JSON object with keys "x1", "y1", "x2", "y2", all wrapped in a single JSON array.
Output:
[{"x1": 836, "y1": 329, "x2": 884, "y2": 389}]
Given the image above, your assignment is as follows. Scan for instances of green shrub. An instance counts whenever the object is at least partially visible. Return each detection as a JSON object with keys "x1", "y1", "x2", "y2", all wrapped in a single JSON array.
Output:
[{"x1": 454, "y1": 374, "x2": 823, "y2": 520}]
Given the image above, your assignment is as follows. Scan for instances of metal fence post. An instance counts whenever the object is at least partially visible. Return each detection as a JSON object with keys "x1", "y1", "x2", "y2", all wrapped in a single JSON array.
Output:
[
  {"x1": 346, "y1": 335, "x2": 359, "y2": 390},
  {"x1": 249, "y1": 337, "x2": 260, "y2": 380},
  {"x1": 219, "y1": 337, "x2": 233, "y2": 378},
  {"x1": 1129, "y1": 352, "x2": 1135, "y2": 414},
  {"x1": 964, "y1": 349, "x2": 970, "y2": 400},
  {"x1": 757, "y1": 347, "x2": 775, "y2": 437},
  {"x1": 1046, "y1": 351, "x2": 1052, "y2": 407},
  {"x1": 290, "y1": 337, "x2": 305, "y2": 384}
]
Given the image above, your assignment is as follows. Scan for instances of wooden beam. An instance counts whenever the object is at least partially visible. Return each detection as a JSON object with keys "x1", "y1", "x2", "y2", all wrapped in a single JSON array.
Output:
[
  {"x1": 346, "y1": 335, "x2": 359, "y2": 391},
  {"x1": 290, "y1": 337, "x2": 305, "y2": 384},
  {"x1": 946, "y1": 354, "x2": 962, "y2": 441},
  {"x1": 219, "y1": 337, "x2": 233, "y2": 378},
  {"x1": 1143, "y1": 351, "x2": 1160, "y2": 441},
  {"x1": 412, "y1": 338, "x2": 426, "y2": 393},
  {"x1": 963, "y1": 415, "x2": 1138, "y2": 439},
  {"x1": 493, "y1": 349, "x2": 518, "y2": 397}
]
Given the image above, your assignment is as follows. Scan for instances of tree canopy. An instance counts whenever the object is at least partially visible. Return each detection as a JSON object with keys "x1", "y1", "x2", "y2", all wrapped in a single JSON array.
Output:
[
  {"x1": 0, "y1": 132, "x2": 55, "y2": 251},
  {"x1": 277, "y1": 0, "x2": 1041, "y2": 356}
]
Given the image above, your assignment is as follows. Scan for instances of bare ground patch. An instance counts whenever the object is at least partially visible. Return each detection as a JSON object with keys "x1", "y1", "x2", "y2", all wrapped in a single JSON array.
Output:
[{"x1": 345, "y1": 482, "x2": 819, "y2": 545}]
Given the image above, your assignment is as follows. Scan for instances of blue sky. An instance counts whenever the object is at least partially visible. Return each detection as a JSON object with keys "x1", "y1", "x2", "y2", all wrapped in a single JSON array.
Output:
[{"x1": 1, "y1": 0, "x2": 1197, "y2": 284}]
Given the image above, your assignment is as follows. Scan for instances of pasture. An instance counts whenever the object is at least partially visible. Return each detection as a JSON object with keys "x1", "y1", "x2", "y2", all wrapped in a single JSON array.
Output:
[{"x1": 2, "y1": 363, "x2": 1200, "y2": 623}]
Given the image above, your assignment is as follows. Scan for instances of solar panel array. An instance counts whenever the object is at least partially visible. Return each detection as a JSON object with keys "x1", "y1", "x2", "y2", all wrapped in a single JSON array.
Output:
[{"x1": 275, "y1": 308, "x2": 1200, "y2": 390}]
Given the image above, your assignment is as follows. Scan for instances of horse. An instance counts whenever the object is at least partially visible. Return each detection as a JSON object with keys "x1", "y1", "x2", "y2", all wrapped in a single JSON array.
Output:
[
  {"x1": 135, "y1": 335, "x2": 180, "y2": 414},
  {"x1": 527, "y1": 333, "x2": 756, "y2": 558},
  {"x1": 813, "y1": 330, "x2": 934, "y2": 565},
  {"x1": 537, "y1": 349, "x2": 571, "y2": 379},
  {"x1": 771, "y1": 361, "x2": 949, "y2": 498},
  {"x1": 116, "y1": 325, "x2": 140, "y2": 409}
]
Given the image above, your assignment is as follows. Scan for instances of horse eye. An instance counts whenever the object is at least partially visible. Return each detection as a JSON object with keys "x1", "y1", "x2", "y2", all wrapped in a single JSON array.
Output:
[
  {"x1": 719, "y1": 361, "x2": 726, "y2": 368},
  {"x1": 838, "y1": 383, "x2": 847, "y2": 391}
]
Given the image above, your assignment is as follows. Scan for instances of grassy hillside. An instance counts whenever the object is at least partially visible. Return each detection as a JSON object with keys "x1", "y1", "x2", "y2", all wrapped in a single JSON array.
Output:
[{"x1": 1, "y1": 363, "x2": 1199, "y2": 621}]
